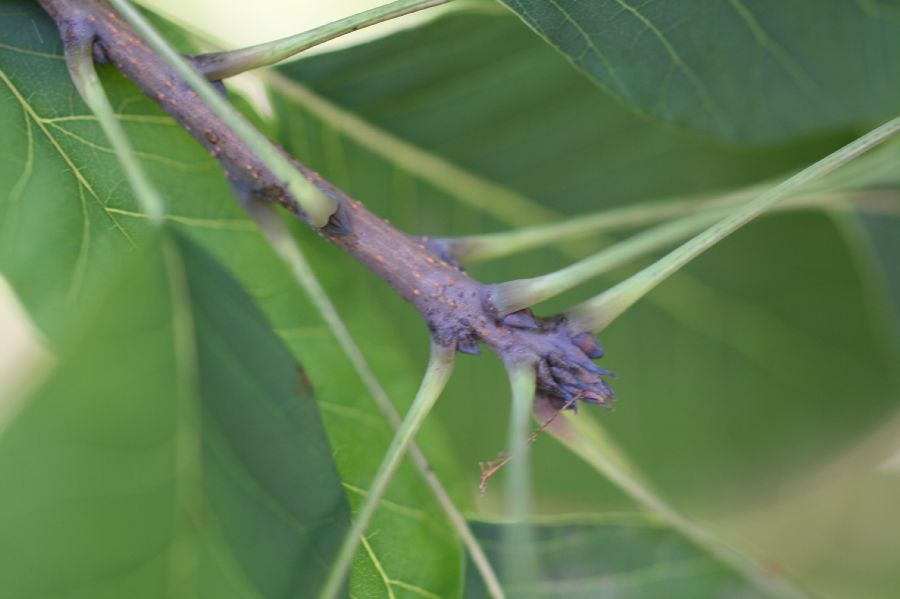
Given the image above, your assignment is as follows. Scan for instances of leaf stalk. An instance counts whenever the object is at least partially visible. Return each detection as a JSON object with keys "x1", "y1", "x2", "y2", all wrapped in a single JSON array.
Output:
[
  {"x1": 451, "y1": 188, "x2": 758, "y2": 264},
  {"x1": 499, "y1": 362, "x2": 541, "y2": 586},
  {"x1": 107, "y1": 0, "x2": 337, "y2": 227},
  {"x1": 317, "y1": 342, "x2": 456, "y2": 599},
  {"x1": 568, "y1": 116, "x2": 900, "y2": 333},
  {"x1": 448, "y1": 182, "x2": 899, "y2": 265},
  {"x1": 248, "y1": 203, "x2": 506, "y2": 599},
  {"x1": 194, "y1": 0, "x2": 452, "y2": 80},
  {"x1": 64, "y1": 34, "x2": 165, "y2": 224},
  {"x1": 536, "y1": 397, "x2": 810, "y2": 599},
  {"x1": 490, "y1": 209, "x2": 725, "y2": 315}
]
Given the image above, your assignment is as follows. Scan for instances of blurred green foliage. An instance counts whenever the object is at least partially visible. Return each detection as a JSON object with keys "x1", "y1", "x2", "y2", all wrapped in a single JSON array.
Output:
[
  {"x1": 0, "y1": 230, "x2": 350, "y2": 597},
  {"x1": 271, "y1": 9, "x2": 898, "y2": 510},
  {"x1": 500, "y1": 0, "x2": 900, "y2": 143},
  {"x1": 464, "y1": 516, "x2": 759, "y2": 598},
  {"x1": 1, "y1": 1, "x2": 898, "y2": 598}
]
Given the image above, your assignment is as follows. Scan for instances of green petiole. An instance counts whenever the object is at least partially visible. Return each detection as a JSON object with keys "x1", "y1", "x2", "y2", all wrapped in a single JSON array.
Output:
[
  {"x1": 194, "y1": 0, "x2": 453, "y2": 80},
  {"x1": 317, "y1": 342, "x2": 455, "y2": 599},
  {"x1": 108, "y1": 0, "x2": 337, "y2": 227},
  {"x1": 64, "y1": 35, "x2": 165, "y2": 224},
  {"x1": 567, "y1": 116, "x2": 900, "y2": 333}
]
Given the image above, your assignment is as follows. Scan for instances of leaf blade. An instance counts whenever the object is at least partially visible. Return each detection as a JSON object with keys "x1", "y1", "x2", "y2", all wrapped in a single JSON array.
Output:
[
  {"x1": 268, "y1": 7, "x2": 899, "y2": 521},
  {"x1": 464, "y1": 516, "x2": 765, "y2": 599},
  {"x1": 0, "y1": 4, "x2": 466, "y2": 596},
  {"x1": 499, "y1": 0, "x2": 900, "y2": 142},
  {"x1": 0, "y1": 229, "x2": 351, "y2": 598}
]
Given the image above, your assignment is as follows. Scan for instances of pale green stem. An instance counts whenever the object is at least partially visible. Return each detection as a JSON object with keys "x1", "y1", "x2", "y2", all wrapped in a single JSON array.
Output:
[
  {"x1": 258, "y1": 73, "x2": 885, "y2": 597},
  {"x1": 542, "y1": 404, "x2": 809, "y2": 599},
  {"x1": 194, "y1": 0, "x2": 452, "y2": 80},
  {"x1": 64, "y1": 37, "x2": 165, "y2": 224},
  {"x1": 490, "y1": 209, "x2": 727, "y2": 315},
  {"x1": 108, "y1": 0, "x2": 336, "y2": 227},
  {"x1": 490, "y1": 188, "x2": 900, "y2": 315},
  {"x1": 317, "y1": 342, "x2": 456, "y2": 599},
  {"x1": 452, "y1": 183, "x2": 899, "y2": 265},
  {"x1": 160, "y1": 234, "x2": 204, "y2": 598},
  {"x1": 501, "y1": 363, "x2": 540, "y2": 587},
  {"x1": 259, "y1": 75, "x2": 892, "y2": 596},
  {"x1": 247, "y1": 203, "x2": 505, "y2": 599},
  {"x1": 453, "y1": 188, "x2": 759, "y2": 263},
  {"x1": 568, "y1": 116, "x2": 900, "y2": 333},
  {"x1": 810, "y1": 136, "x2": 900, "y2": 190}
]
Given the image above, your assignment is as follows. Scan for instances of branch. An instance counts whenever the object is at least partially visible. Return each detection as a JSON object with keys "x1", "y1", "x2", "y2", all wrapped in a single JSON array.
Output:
[{"x1": 39, "y1": 0, "x2": 616, "y2": 413}]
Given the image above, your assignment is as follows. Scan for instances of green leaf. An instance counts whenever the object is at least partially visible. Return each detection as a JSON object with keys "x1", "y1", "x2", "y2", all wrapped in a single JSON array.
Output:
[
  {"x1": 269, "y1": 8, "x2": 898, "y2": 520},
  {"x1": 463, "y1": 516, "x2": 760, "y2": 598},
  {"x1": 272, "y1": 219, "x2": 465, "y2": 599},
  {"x1": 498, "y1": 0, "x2": 900, "y2": 143},
  {"x1": 844, "y1": 211, "x2": 900, "y2": 347},
  {"x1": 0, "y1": 230, "x2": 350, "y2": 598},
  {"x1": 0, "y1": 5, "x2": 180, "y2": 335},
  {"x1": 0, "y1": 3, "x2": 463, "y2": 597}
]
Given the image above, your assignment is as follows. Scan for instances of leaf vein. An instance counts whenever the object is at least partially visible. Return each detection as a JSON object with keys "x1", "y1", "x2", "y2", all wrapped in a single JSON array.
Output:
[
  {"x1": 726, "y1": 0, "x2": 819, "y2": 95},
  {"x1": 607, "y1": 0, "x2": 727, "y2": 127},
  {"x1": 44, "y1": 120, "x2": 212, "y2": 172},
  {"x1": 543, "y1": 0, "x2": 630, "y2": 94},
  {"x1": 388, "y1": 579, "x2": 443, "y2": 599},
  {"x1": 341, "y1": 482, "x2": 428, "y2": 521},
  {"x1": 360, "y1": 535, "x2": 396, "y2": 599},
  {"x1": 66, "y1": 183, "x2": 92, "y2": 303},
  {"x1": 104, "y1": 206, "x2": 257, "y2": 231},
  {"x1": 0, "y1": 67, "x2": 136, "y2": 245},
  {"x1": 42, "y1": 113, "x2": 179, "y2": 125},
  {"x1": 0, "y1": 41, "x2": 65, "y2": 60}
]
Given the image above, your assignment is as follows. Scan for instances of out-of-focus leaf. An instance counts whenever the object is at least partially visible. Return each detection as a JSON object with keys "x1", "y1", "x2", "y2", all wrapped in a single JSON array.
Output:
[
  {"x1": 0, "y1": 3, "x2": 463, "y2": 597},
  {"x1": 270, "y1": 9, "x2": 899, "y2": 515},
  {"x1": 0, "y1": 2, "x2": 193, "y2": 335},
  {"x1": 463, "y1": 516, "x2": 760, "y2": 598},
  {"x1": 499, "y1": 0, "x2": 900, "y2": 143},
  {"x1": 725, "y1": 417, "x2": 900, "y2": 599},
  {"x1": 271, "y1": 222, "x2": 465, "y2": 599},
  {"x1": 852, "y1": 213, "x2": 900, "y2": 345},
  {"x1": 0, "y1": 230, "x2": 350, "y2": 598}
]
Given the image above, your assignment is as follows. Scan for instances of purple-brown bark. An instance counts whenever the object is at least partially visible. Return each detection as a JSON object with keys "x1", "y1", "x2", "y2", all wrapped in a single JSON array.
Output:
[{"x1": 39, "y1": 0, "x2": 615, "y2": 409}]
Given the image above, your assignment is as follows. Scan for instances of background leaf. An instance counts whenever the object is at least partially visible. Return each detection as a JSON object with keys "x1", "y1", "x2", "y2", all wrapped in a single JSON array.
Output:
[
  {"x1": 499, "y1": 0, "x2": 900, "y2": 143},
  {"x1": 271, "y1": 7, "x2": 898, "y2": 509},
  {"x1": 463, "y1": 516, "x2": 760, "y2": 599},
  {"x1": 0, "y1": 3, "x2": 463, "y2": 597},
  {"x1": 4, "y1": 1, "x2": 898, "y2": 597},
  {"x1": 0, "y1": 230, "x2": 350, "y2": 598},
  {"x1": 268, "y1": 9, "x2": 899, "y2": 595},
  {"x1": 843, "y1": 211, "x2": 900, "y2": 345}
]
